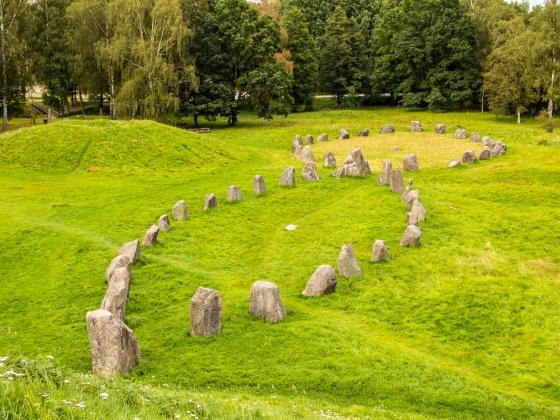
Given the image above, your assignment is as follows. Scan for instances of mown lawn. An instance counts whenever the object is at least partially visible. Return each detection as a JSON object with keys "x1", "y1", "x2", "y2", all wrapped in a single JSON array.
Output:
[{"x1": 0, "y1": 108, "x2": 559, "y2": 418}]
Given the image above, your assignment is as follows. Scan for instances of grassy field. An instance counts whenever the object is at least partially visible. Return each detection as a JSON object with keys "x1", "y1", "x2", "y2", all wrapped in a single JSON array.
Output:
[{"x1": 0, "y1": 108, "x2": 559, "y2": 418}]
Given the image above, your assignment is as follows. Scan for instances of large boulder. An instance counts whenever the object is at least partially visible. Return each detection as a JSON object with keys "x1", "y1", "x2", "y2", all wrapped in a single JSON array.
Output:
[
  {"x1": 455, "y1": 128, "x2": 468, "y2": 139},
  {"x1": 400, "y1": 225, "x2": 422, "y2": 247},
  {"x1": 204, "y1": 193, "x2": 217, "y2": 210},
  {"x1": 403, "y1": 154, "x2": 419, "y2": 171},
  {"x1": 378, "y1": 159, "x2": 392, "y2": 185},
  {"x1": 339, "y1": 129, "x2": 350, "y2": 140},
  {"x1": 302, "y1": 265, "x2": 337, "y2": 297},
  {"x1": 172, "y1": 200, "x2": 189, "y2": 221},
  {"x1": 302, "y1": 161, "x2": 320, "y2": 182},
  {"x1": 143, "y1": 225, "x2": 159, "y2": 246},
  {"x1": 337, "y1": 244, "x2": 362, "y2": 278},
  {"x1": 280, "y1": 167, "x2": 296, "y2": 187},
  {"x1": 227, "y1": 186, "x2": 243, "y2": 202},
  {"x1": 86, "y1": 309, "x2": 140, "y2": 377},
  {"x1": 323, "y1": 152, "x2": 336, "y2": 169},
  {"x1": 371, "y1": 240, "x2": 389, "y2": 263},
  {"x1": 120, "y1": 240, "x2": 140, "y2": 264},
  {"x1": 300, "y1": 145, "x2": 314, "y2": 162},
  {"x1": 101, "y1": 267, "x2": 131, "y2": 322},
  {"x1": 410, "y1": 121, "x2": 423, "y2": 132},
  {"x1": 479, "y1": 147, "x2": 491, "y2": 161},
  {"x1": 381, "y1": 124, "x2": 395, "y2": 134},
  {"x1": 317, "y1": 133, "x2": 329, "y2": 142},
  {"x1": 305, "y1": 134, "x2": 314, "y2": 145},
  {"x1": 332, "y1": 149, "x2": 371, "y2": 178},
  {"x1": 390, "y1": 168, "x2": 404, "y2": 193},
  {"x1": 254, "y1": 175, "x2": 267, "y2": 196},
  {"x1": 190, "y1": 287, "x2": 222, "y2": 337},
  {"x1": 462, "y1": 150, "x2": 478, "y2": 164},
  {"x1": 435, "y1": 124, "x2": 446, "y2": 134},
  {"x1": 250, "y1": 281, "x2": 286, "y2": 323},
  {"x1": 157, "y1": 214, "x2": 171, "y2": 232},
  {"x1": 105, "y1": 255, "x2": 131, "y2": 283}
]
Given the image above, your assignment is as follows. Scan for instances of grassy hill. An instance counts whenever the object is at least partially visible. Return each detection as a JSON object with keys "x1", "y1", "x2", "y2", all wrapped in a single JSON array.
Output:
[{"x1": 0, "y1": 109, "x2": 559, "y2": 418}]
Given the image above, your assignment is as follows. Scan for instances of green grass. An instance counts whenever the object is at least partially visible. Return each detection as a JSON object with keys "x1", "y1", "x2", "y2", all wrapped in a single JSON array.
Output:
[{"x1": 0, "y1": 108, "x2": 559, "y2": 418}]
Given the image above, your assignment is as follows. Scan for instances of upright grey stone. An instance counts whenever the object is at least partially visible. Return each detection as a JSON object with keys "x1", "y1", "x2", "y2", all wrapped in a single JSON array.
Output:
[
  {"x1": 409, "y1": 199, "x2": 426, "y2": 223},
  {"x1": 317, "y1": 133, "x2": 329, "y2": 142},
  {"x1": 390, "y1": 168, "x2": 404, "y2": 193},
  {"x1": 172, "y1": 200, "x2": 189, "y2": 221},
  {"x1": 371, "y1": 240, "x2": 389, "y2": 263},
  {"x1": 86, "y1": 309, "x2": 140, "y2": 377},
  {"x1": 339, "y1": 129, "x2": 350, "y2": 140},
  {"x1": 250, "y1": 281, "x2": 286, "y2": 323},
  {"x1": 378, "y1": 160, "x2": 392, "y2": 185},
  {"x1": 381, "y1": 124, "x2": 395, "y2": 134},
  {"x1": 358, "y1": 129, "x2": 369, "y2": 137},
  {"x1": 204, "y1": 193, "x2": 217, "y2": 210},
  {"x1": 190, "y1": 287, "x2": 222, "y2": 337},
  {"x1": 302, "y1": 161, "x2": 320, "y2": 182},
  {"x1": 254, "y1": 175, "x2": 267, "y2": 196},
  {"x1": 227, "y1": 186, "x2": 243, "y2": 202},
  {"x1": 400, "y1": 225, "x2": 422, "y2": 247},
  {"x1": 455, "y1": 128, "x2": 468, "y2": 139},
  {"x1": 462, "y1": 150, "x2": 478, "y2": 164},
  {"x1": 323, "y1": 152, "x2": 336, "y2": 168},
  {"x1": 471, "y1": 132, "x2": 481, "y2": 142},
  {"x1": 120, "y1": 240, "x2": 141, "y2": 264},
  {"x1": 291, "y1": 135, "x2": 303, "y2": 152},
  {"x1": 332, "y1": 149, "x2": 371, "y2": 178},
  {"x1": 479, "y1": 147, "x2": 491, "y2": 160},
  {"x1": 157, "y1": 214, "x2": 171, "y2": 232},
  {"x1": 337, "y1": 244, "x2": 362, "y2": 278},
  {"x1": 305, "y1": 134, "x2": 314, "y2": 145},
  {"x1": 143, "y1": 225, "x2": 159, "y2": 246},
  {"x1": 403, "y1": 154, "x2": 419, "y2": 171},
  {"x1": 402, "y1": 190, "x2": 420, "y2": 210},
  {"x1": 410, "y1": 121, "x2": 423, "y2": 132},
  {"x1": 435, "y1": 124, "x2": 446, "y2": 134},
  {"x1": 300, "y1": 145, "x2": 314, "y2": 162},
  {"x1": 280, "y1": 167, "x2": 296, "y2": 187},
  {"x1": 302, "y1": 265, "x2": 337, "y2": 297},
  {"x1": 105, "y1": 255, "x2": 131, "y2": 283},
  {"x1": 101, "y1": 267, "x2": 131, "y2": 322}
]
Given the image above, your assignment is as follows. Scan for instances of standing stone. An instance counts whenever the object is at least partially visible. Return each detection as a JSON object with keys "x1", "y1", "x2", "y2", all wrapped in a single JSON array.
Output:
[
  {"x1": 86, "y1": 309, "x2": 140, "y2": 377},
  {"x1": 403, "y1": 190, "x2": 420, "y2": 210},
  {"x1": 120, "y1": 240, "x2": 141, "y2": 264},
  {"x1": 101, "y1": 267, "x2": 131, "y2": 321},
  {"x1": 471, "y1": 132, "x2": 481, "y2": 142},
  {"x1": 339, "y1": 129, "x2": 350, "y2": 140},
  {"x1": 300, "y1": 145, "x2": 314, "y2": 162},
  {"x1": 143, "y1": 225, "x2": 159, "y2": 246},
  {"x1": 105, "y1": 255, "x2": 131, "y2": 283},
  {"x1": 291, "y1": 135, "x2": 303, "y2": 152},
  {"x1": 323, "y1": 152, "x2": 336, "y2": 168},
  {"x1": 332, "y1": 149, "x2": 371, "y2": 177},
  {"x1": 400, "y1": 225, "x2": 422, "y2": 247},
  {"x1": 305, "y1": 134, "x2": 314, "y2": 145},
  {"x1": 448, "y1": 159, "x2": 461, "y2": 168},
  {"x1": 172, "y1": 200, "x2": 189, "y2": 221},
  {"x1": 371, "y1": 240, "x2": 389, "y2": 263},
  {"x1": 204, "y1": 193, "x2": 217, "y2": 210},
  {"x1": 227, "y1": 186, "x2": 243, "y2": 202},
  {"x1": 378, "y1": 160, "x2": 392, "y2": 185},
  {"x1": 403, "y1": 154, "x2": 419, "y2": 171},
  {"x1": 280, "y1": 167, "x2": 296, "y2": 187},
  {"x1": 337, "y1": 244, "x2": 362, "y2": 278},
  {"x1": 435, "y1": 124, "x2": 446, "y2": 134},
  {"x1": 390, "y1": 168, "x2": 404, "y2": 193},
  {"x1": 157, "y1": 214, "x2": 171, "y2": 232},
  {"x1": 410, "y1": 121, "x2": 423, "y2": 132},
  {"x1": 358, "y1": 129, "x2": 369, "y2": 137},
  {"x1": 190, "y1": 287, "x2": 222, "y2": 337},
  {"x1": 490, "y1": 141, "x2": 507, "y2": 156},
  {"x1": 455, "y1": 128, "x2": 468, "y2": 139},
  {"x1": 250, "y1": 281, "x2": 286, "y2": 323},
  {"x1": 381, "y1": 124, "x2": 395, "y2": 134},
  {"x1": 254, "y1": 175, "x2": 267, "y2": 196},
  {"x1": 409, "y1": 199, "x2": 426, "y2": 223},
  {"x1": 462, "y1": 150, "x2": 478, "y2": 164},
  {"x1": 302, "y1": 265, "x2": 337, "y2": 297},
  {"x1": 302, "y1": 161, "x2": 320, "y2": 182},
  {"x1": 479, "y1": 147, "x2": 491, "y2": 161},
  {"x1": 317, "y1": 133, "x2": 329, "y2": 142}
]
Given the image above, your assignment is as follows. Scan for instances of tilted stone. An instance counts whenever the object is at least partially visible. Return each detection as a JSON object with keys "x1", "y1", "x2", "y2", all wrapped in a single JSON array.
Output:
[
  {"x1": 462, "y1": 150, "x2": 478, "y2": 164},
  {"x1": 337, "y1": 244, "x2": 362, "y2": 278},
  {"x1": 120, "y1": 240, "x2": 140, "y2": 264},
  {"x1": 300, "y1": 145, "x2": 314, "y2": 162},
  {"x1": 157, "y1": 214, "x2": 171, "y2": 232},
  {"x1": 105, "y1": 255, "x2": 131, "y2": 283},
  {"x1": 101, "y1": 267, "x2": 131, "y2": 322},
  {"x1": 479, "y1": 147, "x2": 491, "y2": 160},
  {"x1": 435, "y1": 124, "x2": 446, "y2": 134},
  {"x1": 86, "y1": 309, "x2": 140, "y2": 377},
  {"x1": 400, "y1": 225, "x2": 422, "y2": 247},
  {"x1": 302, "y1": 161, "x2": 320, "y2": 182},
  {"x1": 339, "y1": 129, "x2": 350, "y2": 140},
  {"x1": 280, "y1": 166, "x2": 296, "y2": 187},
  {"x1": 448, "y1": 159, "x2": 461, "y2": 168},
  {"x1": 403, "y1": 154, "x2": 419, "y2": 171},
  {"x1": 305, "y1": 134, "x2": 314, "y2": 145},
  {"x1": 378, "y1": 159, "x2": 392, "y2": 185},
  {"x1": 254, "y1": 175, "x2": 267, "y2": 196},
  {"x1": 381, "y1": 124, "x2": 395, "y2": 134},
  {"x1": 332, "y1": 149, "x2": 371, "y2": 178},
  {"x1": 371, "y1": 240, "x2": 389, "y2": 263},
  {"x1": 317, "y1": 133, "x2": 329, "y2": 142},
  {"x1": 410, "y1": 121, "x2": 423, "y2": 132},
  {"x1": 471, "y1": 132, "x2": 481, "y2": 142},
  {"x1": 358, "y1": 129, "x2": 369, "y2": 137},
  {"x1": 390, "y1": 168, "x2": 404, "y2": 193},
  {"x1": 190, "y1": 287, "x2": 222, "y2": 337},
  {"x1": 302, "y1": 265, "x2": 337, "y2": 297},
  {"x1": 204, "y1": 193, "x2": 217, "y2": 210},
  {"x1": 323, "y1": 152, "x2": 336, "y2": 168},
  {"x1": 172, "y1": 200, "x2": 189, "y2": 221},
  {"x1": 250, "y1": 281, "x2": 286, "y2": 323},
  {"x1": 143, "y1": 225, "x2": 159, "y2": 246},
  {"x1": 455, "y1": 128, "x2": 468, "y2": 139},
  {"x1": 227, "y1": 186, "x2": 243, "y2": 202}
]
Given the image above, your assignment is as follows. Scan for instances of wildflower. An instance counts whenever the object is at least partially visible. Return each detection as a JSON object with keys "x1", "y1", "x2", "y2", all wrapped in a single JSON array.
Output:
[
  {"x1": 64, "y1": 379, "x2": 70, "y2": 384},
  {"x1": 163, "y1": 383, "x2": 169, "y2": 388},
  {"x1": 41, "y1": 392, "x2": 50, "y2": 398},
  {"x1": 99, "y1": 392, "x2": 109, "y2": 400},
  {"x1": 46, "y1": 355, "x2": 55, "y2": 361},
  {"x1": 76, "y1": 401, "x2": 86, "y2": 409},
  {"x1": 62, "y1": 400, "x2": 72, "y2": 405},
  {"x1": 0, "y1": 356, "x2": 7, "y2": 363},
  {"x1": 174, "y1": 415, "x2": 180, "y2": 419}
]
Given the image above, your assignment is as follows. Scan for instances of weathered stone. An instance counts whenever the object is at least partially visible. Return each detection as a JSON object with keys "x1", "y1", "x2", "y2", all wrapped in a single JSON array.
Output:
[
  {"x1": 482, "y1": 136, "x2": 492, "y2": 145},
  {"x1": 389, "y1": 168, "x2": 404, "y2": 193},
  {"x1": 254, "y1": 175, "x2": 267, "y2": 196},
  {"x1": 323, "y1": 152, "x2": 336, "y2": 168},
  {"x1": 119, "y1": 240, "x2": 141, "y2": 264},
  {"x1": 455, "y1": 128, "x2": 468, "y2": 139},
  {"x1": 358, "y1": 129, "x2": 369, "y2": 137},
  {"x1": 300, "y1": 145, "x2": 314, "y2": 162},
  {"x1": 101, "y1": 267, "x2": 131, "y2": 321},
  {"x1": 378, "y1": 159, "x2": 392, "y2": 185},
  {"x1": 280, "y1": 167, "x2": 296, "y2": 187},
  {"x1": 402, "y1": 189, "x2": 420, "y2": 210},
  {"x1": 302, "y1": 265, "x2": 337, "y2": 297},
  {"x1": 339, "y1": 129, "x2": 350, "y2": 140},
  {"x1": 250, "y1": 281, "x2": 286, "y2": 323},
  {"x1": 435, "y1": 124, "x2": 446, "y2": 134},
  {"x1": 400, "y1": 225, "x2": 422, "y2": 247},
  {"x1": 105, "y1": 255, "x2": 131, "y2": 283},
  {"x1": 371, "y1": 240, "x2": 389, "y2": 263},
  {"x1": 337, "y1": 244, "x2": 362, "y2": 278},
  {"x1": 409, "y1": 199, "x2": 426, "y2": 222},
  {"x1": 305, "y1": 134, "x2": 314, "y2": 145},
  {"x1": 86, "y1": 309, "x2": 140, "y2": 377},
  {"x1": 462, "y1": 150, "x2": 478, "y2": 164},
  {"x1": 190, "y1": 287, "x2": 222, "y2": 337},
  {"x1": 291, "y1": 135, "x2": 303, "y2": 152},
  {"x1": 448, "y1": 159, "x2": 461, "y2": 168},
  {"x1": 227, "y1": 186, "x2": 243, "y2": 202},
  {"x1": 293, "y1": 142, "x2": 303, "y2": 158},
  {"x1": 381, "y1": 124, "x2": 395, "y2": 134},
  {"x1": 471, "y1": 132, "x2": 481, "y2": 142},
  {"x1": 302, "y1": 161, "x2": 320, "y2": 182},
  {"x1": 332, "y1": 149, "x2": 371, "y2": 178},
  {"x1": 143, "y1": 225, "x2": 159, "y2": 246},
  {"x1": 172, "y1": 200, "x2": 189, "y2": 221},
  {"x1": 403, "y1": 154, "x2": 419, "y2": 171},
  {"x1": 479, "y1": 147, "x2": 491, "y2": 161},
  {"x1": 157, "y1": 214, "x2": 171, "y2": 232},
  {"x1": 204, "y1": 193, "x2": 217, "y2": 210},
  {"x1": 410, "y1": 121, "x2": 423, "y2": 132},
  {"x1": 490, "y1": 141, "x2": 507, "y2": 156},
  {"x1": 317, "y1": 133, "x2": 329, "y2": 142}
]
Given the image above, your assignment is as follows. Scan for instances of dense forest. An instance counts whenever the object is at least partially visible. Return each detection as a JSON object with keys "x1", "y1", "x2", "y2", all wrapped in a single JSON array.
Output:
[{"x1": 0, "y1": 0, "x2": 558, "y2": 130}]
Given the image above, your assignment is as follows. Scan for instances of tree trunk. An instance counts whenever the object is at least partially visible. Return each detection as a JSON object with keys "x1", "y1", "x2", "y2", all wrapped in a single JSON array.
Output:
[
  {"x1": 110, "y1": 70, "x2": 116, "y2": 120},
  {"x1": 79, "y1": 88, "x2": 85, "y2": 117},
  {"x1": 0, "y1": 6, "x2": 8, "y2": 132},
  {"x1": 194, "y1": 114, "x2": 198, "y2": 128},
  {"x1": 517, "y1": 106, "x2": 521, "y2": 124},
  {"x1": 547, "y1": 68, "x2": 555, "y2": 132}
]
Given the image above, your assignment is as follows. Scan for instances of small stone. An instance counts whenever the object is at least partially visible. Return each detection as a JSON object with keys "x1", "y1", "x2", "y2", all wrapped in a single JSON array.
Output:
[
  {"x1": 455, "y1": 128, "x2": 468, "y2": 139},
  {"x1": 390, "y1": 168, "x2": 404, "y2": 193},
  {"x1": 479, "y1": 147, "x2": 491, "y2": 160},
  {"x1": 143, "y1": 225, "x2": 159, "y2": 246},
  {"x1": 339, "y1": 129, "x2": 350, "y2": 140},
  {"x1": 403, "y1": 154, "x2": 419, "y2": 171},
  {"x1": 300, "y1": 145, "x2": 314, "y2": 162},
  {"x1": 86, "y1": 309, "x2": 140, "y2": 377},
  {"x1": 204, "y1": 193, "x2": 217, "y2": 210},
  {"x1": 381, "y1": 124, "x2": 395, "y2": 134},
  {"x1": 250, "y1": 281, "x2": 286, "y2": 323},
  {"x1": 305, "y1": 134, "x2": 314, "y2": 145},
  {"x1": 471, "y1": 132, "x2": 481, "y2": 142},
  {"x1": 323, "y1": 152, "x2": 336, "y2": 168},
  {"x1": 280, "y1": 167, "x2": 296, "y2": 187},
  {"x1": 378, "y1": 160, "x2": 392, "y2": 185},
  {"x1": 332, "y1": 149, "x2": 371, "y2": 178},
  {"x1": 448, "y1": 159, "x2": 461, "y2": 168},
  {"x1": 172, "y1": 200, "x2": 189, "y2": 221},
  {"x1": 101, "y1": 267, "x2": 131, "y2": 321},
  {"x1": 105, "y1": 255, "x2": 131, "y2": 283},
  {"x1": 190, "y1": 287, "x2": 222, "y2": 337},
  {"x1": 337, "y1": 244, "x2": 362, "y2": 278},
  {"x1": 462, "y1": 150, "x2": 478, "y2": 164},
  {"x1": 285, "y1": 224, "x2": 297, "y2": 231},
  {"x1": 119, "y1": 240, "x2": 140, "y2": 264},
  {"x1": 302, "y1": 161, "x2": 320, "y2": 182},
  {"x1": 302, "y1": 265, "x2": 337, "y2": 297},
  {"x1": 157, "y1": 214, "x2": 171, "y2": 232},
  {"x1": 410, "y1": 121, "x2": 423, "y2": 132},
  {"x1": 400, "y1": 225, "x2": 422, "y2": 247},
  {"x1": 227, "y1": 186, "x2": 243, "y2": 202},
  {"x1": 317, "y1": 133, "x2": 329, "y2": 142},
  {"x1": 358, "y1": 129, "x2": 369, "y2": 137},
  {"x1": 254, "y1": 175, "x2": 267, "y2": 196},
  {"x1": 435, "y1": 124, "x2": 446, "y2": 134},
  {"x1": 371, "y1": 240, "x2": 389, "y2": 263}
]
